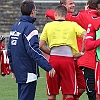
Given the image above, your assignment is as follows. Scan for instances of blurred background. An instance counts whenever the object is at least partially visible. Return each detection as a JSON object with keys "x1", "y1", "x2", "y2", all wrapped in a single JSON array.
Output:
[{"x1": 0, "y1": 0, "x2": 87, "y2": 48}]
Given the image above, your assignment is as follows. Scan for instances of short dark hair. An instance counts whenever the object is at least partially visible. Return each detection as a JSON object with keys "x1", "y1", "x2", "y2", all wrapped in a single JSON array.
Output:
[
  {"x1": 60, "y1": 0, "x2": 66, "y2": 5},
  {"x1": 21, "y1": 0, "x2": 35, "y2": 16},
  {"x1": 55, "y1": 5, "x2": 67, "y2": 17},
  {"x1": 96, "y1": 0, "x2": 100, "y2": 8},
  {"x1": 87, "y1": 0, "x2": 98, "y2": 9}
]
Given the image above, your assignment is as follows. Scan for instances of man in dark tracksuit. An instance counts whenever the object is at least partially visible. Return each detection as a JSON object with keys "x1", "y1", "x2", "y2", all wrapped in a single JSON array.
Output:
[{"x1": 7, "y1": 1, "x2": 55, "y2": 100}]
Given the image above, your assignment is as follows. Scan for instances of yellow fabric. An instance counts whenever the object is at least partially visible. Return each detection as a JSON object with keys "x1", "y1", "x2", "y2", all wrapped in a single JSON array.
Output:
[{"x1": 40, "y1": 21, "x2": 85, "y2": 54}]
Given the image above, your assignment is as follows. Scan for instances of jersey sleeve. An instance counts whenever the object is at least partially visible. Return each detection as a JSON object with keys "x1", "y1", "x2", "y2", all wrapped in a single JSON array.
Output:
[
  {"x1": 66, "y1": 12, "x2": 81, "y2": 24},
  {"x1": 45, "y1": 10, "x2": 55, "y2": 20},
  {"x1": 40, "y1": 24, "x2": 48, "y2": 43},
  {"x1": 74, "y1": 22, "x2": 85, "y2": 36},
  {"x1": 85, "y1": 24, "x2": 100, "y2": 50}
]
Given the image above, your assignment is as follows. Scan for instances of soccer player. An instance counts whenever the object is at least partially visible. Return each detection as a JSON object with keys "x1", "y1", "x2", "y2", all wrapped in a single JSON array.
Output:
[
  {"x1": 85, "y1": 1, "x2": 100, "y2": 100},
  {"x1": 85, "y1": 23, "x2": 100, "y2": 100},
  {"x1": 39, "y1": 5, "x2": 86, "y2": 100},
  {"x1": 46, "y1": 0, "x2": 86, "y2": 100},
  {"x1": 45, "y1": 0, "x2": 100, "y2": 100},
  {"x1": 7, "y1": 1, "x2": 55, "y2": 100}
]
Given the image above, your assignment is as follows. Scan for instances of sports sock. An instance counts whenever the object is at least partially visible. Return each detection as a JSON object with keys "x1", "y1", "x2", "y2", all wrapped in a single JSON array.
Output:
[
  {"x1": 62, "y1": 95, "x2": 65, "y2": 100},
  {"x1": 98, "y1": 95, "x2": 100, "y2": 100},
  {"x1": 62, "y1": 95, "x2": 75, "y2": 100}
]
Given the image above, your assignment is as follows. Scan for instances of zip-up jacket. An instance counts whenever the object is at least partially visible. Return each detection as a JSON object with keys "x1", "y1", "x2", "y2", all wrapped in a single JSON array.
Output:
[{"x1": 7, "y1": 15, "x2": 52, "y2": 83}]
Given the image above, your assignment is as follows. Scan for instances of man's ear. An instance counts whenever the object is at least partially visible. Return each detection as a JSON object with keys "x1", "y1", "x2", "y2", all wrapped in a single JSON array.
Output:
[
  {"x1": 54, "y1": 12, "x2": 57, "y2": 17},
  {"x1": 31, "y1": 10, "x2": 34, "y2": 14},
  {"x1": 85, "y1": 4, "x2": 89, "y2": 10},
  {"x1": 62, "y1": 4, "x2": 64, "y2": 6}
]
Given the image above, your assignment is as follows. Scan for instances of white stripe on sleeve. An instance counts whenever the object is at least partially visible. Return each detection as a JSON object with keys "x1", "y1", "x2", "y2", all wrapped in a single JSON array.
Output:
[{"x1": 26, "y1": 30, "x2": 38, "y2": 41}]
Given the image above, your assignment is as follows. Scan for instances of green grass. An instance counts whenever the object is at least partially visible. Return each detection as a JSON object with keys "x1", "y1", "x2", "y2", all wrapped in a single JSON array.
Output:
[{"x1": 0, "y1": 68, "x2": 88, "y2": 100}]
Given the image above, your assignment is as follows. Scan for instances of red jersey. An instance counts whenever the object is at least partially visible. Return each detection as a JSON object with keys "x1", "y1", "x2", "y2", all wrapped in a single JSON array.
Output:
[
  {"x1": 46, "y1": 9, "x2": 100, "y2": 69},
  {"x1": 85, "y1": 24, "x2": 100, "y2": 51},
  {"x1": 67, "y1": 9, "x2": 100, "y2": 69},
  {"x1": 46, "y1": 9, "x2": 99, "y2": 30}
]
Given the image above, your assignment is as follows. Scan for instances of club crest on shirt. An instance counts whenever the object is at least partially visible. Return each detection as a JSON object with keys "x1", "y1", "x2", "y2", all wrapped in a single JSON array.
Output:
[
  {"x1": 87, "y1": 28, "x2": 90, "y2": 33},
  {"x1": 88, "y1": 24, "x2": 91, "y2": 27}
]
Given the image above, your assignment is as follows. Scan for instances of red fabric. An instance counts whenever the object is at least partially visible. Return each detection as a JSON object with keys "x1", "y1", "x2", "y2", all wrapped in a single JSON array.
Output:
[
  {"x1": 62, "y1": 95, "x2": 78, "y2": 100},
  {"x1": 65, "y1": 98, "x2": 74, "y2": 100},
  {"x1": 77, "y1": 50, "x2": 96, "y2": 69},
  {"x1": 73, "y1": 92, "x2": 82, "y2": 100},
  {"x1": 85, "y1": 24, "x2": 100, "y2": 50},
  {"x1": 46, "y1": 10, "x2": 55, "y2": 20},
  {"x1": 97, "y1": 95, "x2": 100, "y2": 100},
  {"x1": 46, "y1": 55, "x2": 76, "y2": 95},
  {"x1": 74, "y1": 60, "x2": 86, "y2": 89},
  {"x1": 45, "y1": 9, "x2": 99, "y2": 69},
  {"x1": 46, "y1": 9, "x2": 100, "y2": 30},
  {"x1": 67, "y1": 10, "x2": 100, "y2": 69},
  {"x1": 67, "y1": 9, "x2": 100, "y2": 69},
  {"x1": 96, "y1": 62, "x2": 100, "y2": 95},
  {"x1": 0, "y1": 42, "x2": 11, "y2": 76},
  {"x1": 48, "y1": 99, "x2": 56, "y2": 100},
  {"x1": 66, "y1": 9, "x2": 99, "y2": 30},
  {"x1": 85, "y1": 39, "x2": 100, "y2": 51},
  {"x1": 76, "y1": 37, "x2": 83, "y2": 52},
  {"x1": 62, "y1": 95, "x2": 65, "y2": 100}
]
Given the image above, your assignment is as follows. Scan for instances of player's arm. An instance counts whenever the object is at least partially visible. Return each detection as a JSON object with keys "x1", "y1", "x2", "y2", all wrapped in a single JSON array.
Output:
[
  {"x1": 74, "y1": 22, "x2": 86, "y2": 51},
  {"x1": 66, "y1": 12, "x2": 80, "y2": 22},
  {"x1": 85, "y1": 24, "x2": 100, "y2": 50},
  {"x1": 45, "y1": 10, "x2": 55, "y2": 20},
  {"x1": 39, "y1": 40, "x2": 50, "y2": 55},
  {"x1": 73, "y1": 31, "x2": 86, "y2": 59},
  {"x1": 39, "y1": 24, "x2": 50, "y2": 55},
  {"x1": 73, "y1": 23, "x2": 86, "y2": 58},
  {"x1": 81, "y1": 31, "x2": 87, "y2": 52},
  {"x1": 85, "y1": 38, "x2": 100, "y2": 50}
]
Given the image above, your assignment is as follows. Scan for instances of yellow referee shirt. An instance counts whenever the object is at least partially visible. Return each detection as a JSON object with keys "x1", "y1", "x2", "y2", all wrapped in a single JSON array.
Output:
[{"x1": 40, "y1": 21, "x2": 85, "y2": 54}]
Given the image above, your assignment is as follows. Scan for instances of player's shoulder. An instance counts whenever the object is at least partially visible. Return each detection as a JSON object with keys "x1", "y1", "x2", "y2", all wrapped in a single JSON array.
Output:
[
  {"x1": 44, "y1": 21, "x2": 59, "y2": 28},
  {"x1": 45, "y1": 21, "x2": 54, "y2": 26},
  {"x1": 67, "y1": 21, "x2": 79, "y2": 26},
  {"x1": 71, "y1": 10, "x2": 86, "y2": 17}
]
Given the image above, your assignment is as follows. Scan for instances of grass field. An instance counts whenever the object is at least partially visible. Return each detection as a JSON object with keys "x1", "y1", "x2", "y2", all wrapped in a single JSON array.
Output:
[{"x1": 0, "y1": 68, "x2": 88, "y2": 100}]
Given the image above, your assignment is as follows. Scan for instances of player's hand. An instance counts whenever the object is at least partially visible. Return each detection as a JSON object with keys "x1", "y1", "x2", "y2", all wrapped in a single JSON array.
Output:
[
  {"x1": 45, "y1": 14, "x2": 49, "y2": 19},
  {"x1": 49, "y1": 68, "x2": 56, "y2": 78},
  {"x1": 73, "y1": 52, "x2": 82, "y2": 59},
  {"x1": 12, "y1": 73, "x2": 16, "y2": 79},
  {"x1": 85, "y1": 3, "x2": 89, "y2": 10}
]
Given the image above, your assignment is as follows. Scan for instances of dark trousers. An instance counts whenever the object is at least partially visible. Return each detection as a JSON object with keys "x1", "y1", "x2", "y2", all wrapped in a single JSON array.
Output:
[
  {"x1": 81, "y1": 67, "x2": 96, "y2": 100},
  {"x1": 18, "y1": 81, "x2": 37, "y2": 100}
]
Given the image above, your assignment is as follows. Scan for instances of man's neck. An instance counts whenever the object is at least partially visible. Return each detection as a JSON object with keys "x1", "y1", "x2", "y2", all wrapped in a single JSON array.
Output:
[{"x1": 55, "y1": 17, "x2": 65, "y2": 20}]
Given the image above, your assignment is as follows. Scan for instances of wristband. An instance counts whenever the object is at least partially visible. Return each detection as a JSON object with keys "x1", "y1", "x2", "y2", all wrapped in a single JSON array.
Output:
[{"x1": 80, "y1": 52, "x2": 84, "y2": 55}]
